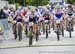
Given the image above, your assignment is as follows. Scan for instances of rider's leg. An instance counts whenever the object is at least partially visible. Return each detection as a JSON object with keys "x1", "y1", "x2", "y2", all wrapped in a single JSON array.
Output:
[
  {"x1": 48, "y1": 21, "x2": 51, "y2": 33},
  {"x1": 54, "y1": 20, "x2": 57, "y2": 32},
  {"x1": 33, "y1": 23, "x2": 37, "y2": 37},
  {"x1": 65, "y1": 15, "x2": 68, "y2": 30}
]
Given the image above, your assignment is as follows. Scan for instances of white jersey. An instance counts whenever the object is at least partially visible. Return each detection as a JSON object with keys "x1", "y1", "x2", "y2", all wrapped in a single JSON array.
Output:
[
  {"x1": 9, "y1": 11, "x2": 16, "y2": 19},
  {"x1": 35, "y1": 11, "x2": 40, "y2": 17},
  {"x1": 38, "y1": 9, "x2": 43, "y2": 16},
  {"x1": 26, "y1": 11, "x2": 31, "y2": 21},
  {"x1": 53, "y1": 9, "x2": 63, "y2": 23}
]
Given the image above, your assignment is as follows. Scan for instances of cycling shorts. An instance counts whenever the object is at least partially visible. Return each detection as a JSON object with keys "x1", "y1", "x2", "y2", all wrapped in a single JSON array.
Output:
[
  {"x1": 29, "y1": 17, "x2": 36, "y2": 23},
  {"x1": 17, "y1": 19, "x2": 23, "y2": 22}
]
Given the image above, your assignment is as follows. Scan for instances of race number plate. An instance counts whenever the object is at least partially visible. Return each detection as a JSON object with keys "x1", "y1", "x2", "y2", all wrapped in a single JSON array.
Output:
[
  {"x1": 29, "y1": 22, "x2": 34, "y2": 26},
  {"x1": 44, "y1": 20, "x2": 48, "y2": 23}
]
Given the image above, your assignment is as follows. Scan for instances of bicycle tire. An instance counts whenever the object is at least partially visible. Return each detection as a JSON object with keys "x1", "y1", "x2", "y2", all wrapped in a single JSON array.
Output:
[
  {"x1": 56, "y1": 25, "x2": 60, "y2": 41},
  {"x1": 42, "y1": 21, "x2": 45, "y2": 34},
  {"x1": 62, "y1": 26, "x2": 64, "y2": 37},
  {"x1": 46, "y1": 24, "x2": 48, "y2": 39},
  {"x1": 18, "y1": 24, "x2": 22, "y2": 41},
  {"x1": 29, "y1": 35, "x2": 33, "y2": 45},
  {"x1": 26, "y1": 24, "x2": 28, "y2": 36},
  {"x1": 57, "y1": 32, "x2": 60, "y2": 41},
  {"x1": 36, "y1": 26, "x2": 39, "y2": 41},
  {"x1": 69, "y1": 23, "x2": 72, "y2": 38},
  {"x1": 13, "y1": 23, "x2": 17, "y2": 40},
  {"x1": 29, "y1": 27, "x2": 33, "y2": 45}
]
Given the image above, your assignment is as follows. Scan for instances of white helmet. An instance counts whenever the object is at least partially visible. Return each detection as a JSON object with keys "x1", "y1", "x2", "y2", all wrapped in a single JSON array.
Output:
[
  {"x1": 55, "y1": 3, "x2": 61, "y2": 9},
  {"x1": 38, "y1": 6, "x2": 42, "y2": 9}
]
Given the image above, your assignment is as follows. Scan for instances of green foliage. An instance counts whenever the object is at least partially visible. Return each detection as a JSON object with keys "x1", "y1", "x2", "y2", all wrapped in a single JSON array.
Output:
[
  {"x1": 7, "y1": 0, "x2": 50, "y2": 6},
  {"x1": 26, "y1": 0, "x2": 33, "y2": 5},
  {"x1": 67, "y1": 0, "x2": 75, "y2": 4},
  {"x1": 31, "y1": 0, "x2": 49, "y2": 6},
  {"x1": 73, "y1": 2, "x2": 75, "y2": 5},
  {"x1": 15, "y1": 3, "x2": 21, "y2": 9},
  {"x1": 6, "y1": 0, "x2": 15, "y2": 4}
]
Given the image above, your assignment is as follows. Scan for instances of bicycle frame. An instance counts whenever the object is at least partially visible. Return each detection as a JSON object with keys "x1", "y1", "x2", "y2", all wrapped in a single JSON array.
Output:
[{"x1": 29, "y1": 22, "x2": 34, "y2": 45}]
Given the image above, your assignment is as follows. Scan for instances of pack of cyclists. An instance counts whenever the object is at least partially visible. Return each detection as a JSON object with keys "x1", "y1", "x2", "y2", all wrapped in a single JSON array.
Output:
[{"x1": 1, "y1": 4, "x2": 75, "y2": 41}]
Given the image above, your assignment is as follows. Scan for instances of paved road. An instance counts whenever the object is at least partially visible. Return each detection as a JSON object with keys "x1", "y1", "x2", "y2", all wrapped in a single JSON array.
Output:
[
  {"x1": 0, "y1": 46, "x2": 75, "y2": 54},
  {"x1": 0, "y1": 27, "x2": 75, "y2": 49},
  {"x1": 0, "y1": 24, "x2": 75, "y2": 54}
]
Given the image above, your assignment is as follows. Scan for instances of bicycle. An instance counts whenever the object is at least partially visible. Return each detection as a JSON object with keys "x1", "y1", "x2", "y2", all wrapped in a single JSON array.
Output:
[
  {"x1": 17, "y1": 22, "x2": 22, "y2": 41},
  {"x1": 56, "y1": 23, "x2": 60, "y2": 41},
  {"x1": 44, "y1": 20, "x2": 49, "y2": 39},
  {"x1": 61, "y1": 19, "x2": 64, "y2": 37},
  {"x1": 67, "y1": 16, "x2": 73, "y2": 38},
  {"x1": 35, "y1": 23, "x2": 39, "y2": 41},
  {"x1": 24, "y1": 22, "x2": 28, "y2": 37},
  {"x1": 29, "y1": 22, "x2": 34, "y2": 45},
  {"x1": 13, "y1": 21, "x2": 17, "y2": 40},
  {"x1": 41, "y1": 20, "x2": 45, "y2": 34}
]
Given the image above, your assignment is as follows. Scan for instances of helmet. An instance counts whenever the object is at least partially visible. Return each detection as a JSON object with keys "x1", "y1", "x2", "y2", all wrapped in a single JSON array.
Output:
[
  {"x1": 55, "y1": 3, "x2": 61, "y2": 9},
  {"x1": 46, "y1": 4, "x2": 50, "y2": 8},
  {"x1": 42, "y1": 6, "x2": 46, "y2": 9},
  {"x1": 38, "y1": 6, "x2": 42, "y2": 9}
]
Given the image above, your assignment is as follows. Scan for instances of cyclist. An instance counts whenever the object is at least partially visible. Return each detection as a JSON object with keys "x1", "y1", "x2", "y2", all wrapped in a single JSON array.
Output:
[
  {"x1": 13, "y1": 11, "x2": 23, "y2": 41},
  {"x1": 37, "y1": 6, "x2": 45, "y2": 34},
  {"x1": 8, "y1": 9, "x2": 17, "y2": 33},
  {"x1": 66, "y1": 4, "x2": 74, "y2": 31},
  {"x1": 28, "y1": 10, "x2": 37, "y2": 44},
  {"x1": 53, "y1": 4, "x2": 64, "y2": 34},
  {"x1": 43, "y1": 8, "x2": 51, "y2": 33},
  {"x1": 28, "y1": 10, "x2": 36, "y2": 35},
  {"x1": 25, "y1": 7, "x2": 32, "y2": 34}
]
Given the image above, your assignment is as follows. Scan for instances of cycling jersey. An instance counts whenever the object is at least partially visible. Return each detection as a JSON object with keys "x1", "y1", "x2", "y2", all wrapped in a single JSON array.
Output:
[
  {"x1": 44, "y1": 13, "x2": 50, "y2": 20},
  {"x1": 53, "y1": 9, "x2": 63, "y2": 20},
  {"x1": 29, "y1": 17, "x2": 36, "y2": 23},
  {"x1": 67, "y1": 11, "x2": 73, "y2": 16},
  {"x1": 55, "y1": 13, "x2": 63, "y2": 19},
  {"x1": 14, "y1": 15, "x2": 23, "y2": 22},
  {"x1": 10, "y1": 12, "x2": 16, "y2": 18},
  {"x1": 35, "y1": 11, "x2": 40, "y2": 21},
  {"x1": 26, "y1": 11, "x2": 31, "y2": 19},
  {"x1": 38, "y1": 9, "x2": 43, "y2": 16},
  {"x1": 66, "y1": 10, "x2": 74, "y2": 18}
]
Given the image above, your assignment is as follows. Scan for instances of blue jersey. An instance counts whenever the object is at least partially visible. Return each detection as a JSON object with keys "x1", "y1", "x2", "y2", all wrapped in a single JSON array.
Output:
[{"x1": 55, "y1": 13, "x2": 63, "y2": 19}]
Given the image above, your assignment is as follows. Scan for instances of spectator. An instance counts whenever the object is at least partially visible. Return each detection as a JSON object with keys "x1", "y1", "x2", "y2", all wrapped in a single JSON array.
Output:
[{"x1": 0, "y1": 9, "x2": 7, "y2": 19}]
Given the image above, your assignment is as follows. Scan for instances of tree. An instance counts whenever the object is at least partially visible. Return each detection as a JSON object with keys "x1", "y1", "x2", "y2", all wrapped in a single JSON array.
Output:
[
  {"x1": 67, "y1": 0, "x2": 75, "y2": 4},
  {"x1": 6, "y1": 0, "x2": 15, "y2": 4},
  {"x1": 26, "y1": 0, "x2": 33, "y2": 5},
  {"x1": 7, "y1": 0, "x2": 50, "y2": 6},
  {"x1": 31, "y1": 0, "x2": 50, "y2": 6}
]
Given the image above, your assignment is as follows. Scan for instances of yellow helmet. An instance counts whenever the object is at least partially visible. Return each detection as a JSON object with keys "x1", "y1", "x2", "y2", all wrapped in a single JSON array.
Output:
[{"x1": 46, "y1": 4, "x2": 50, "y2": 8}]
